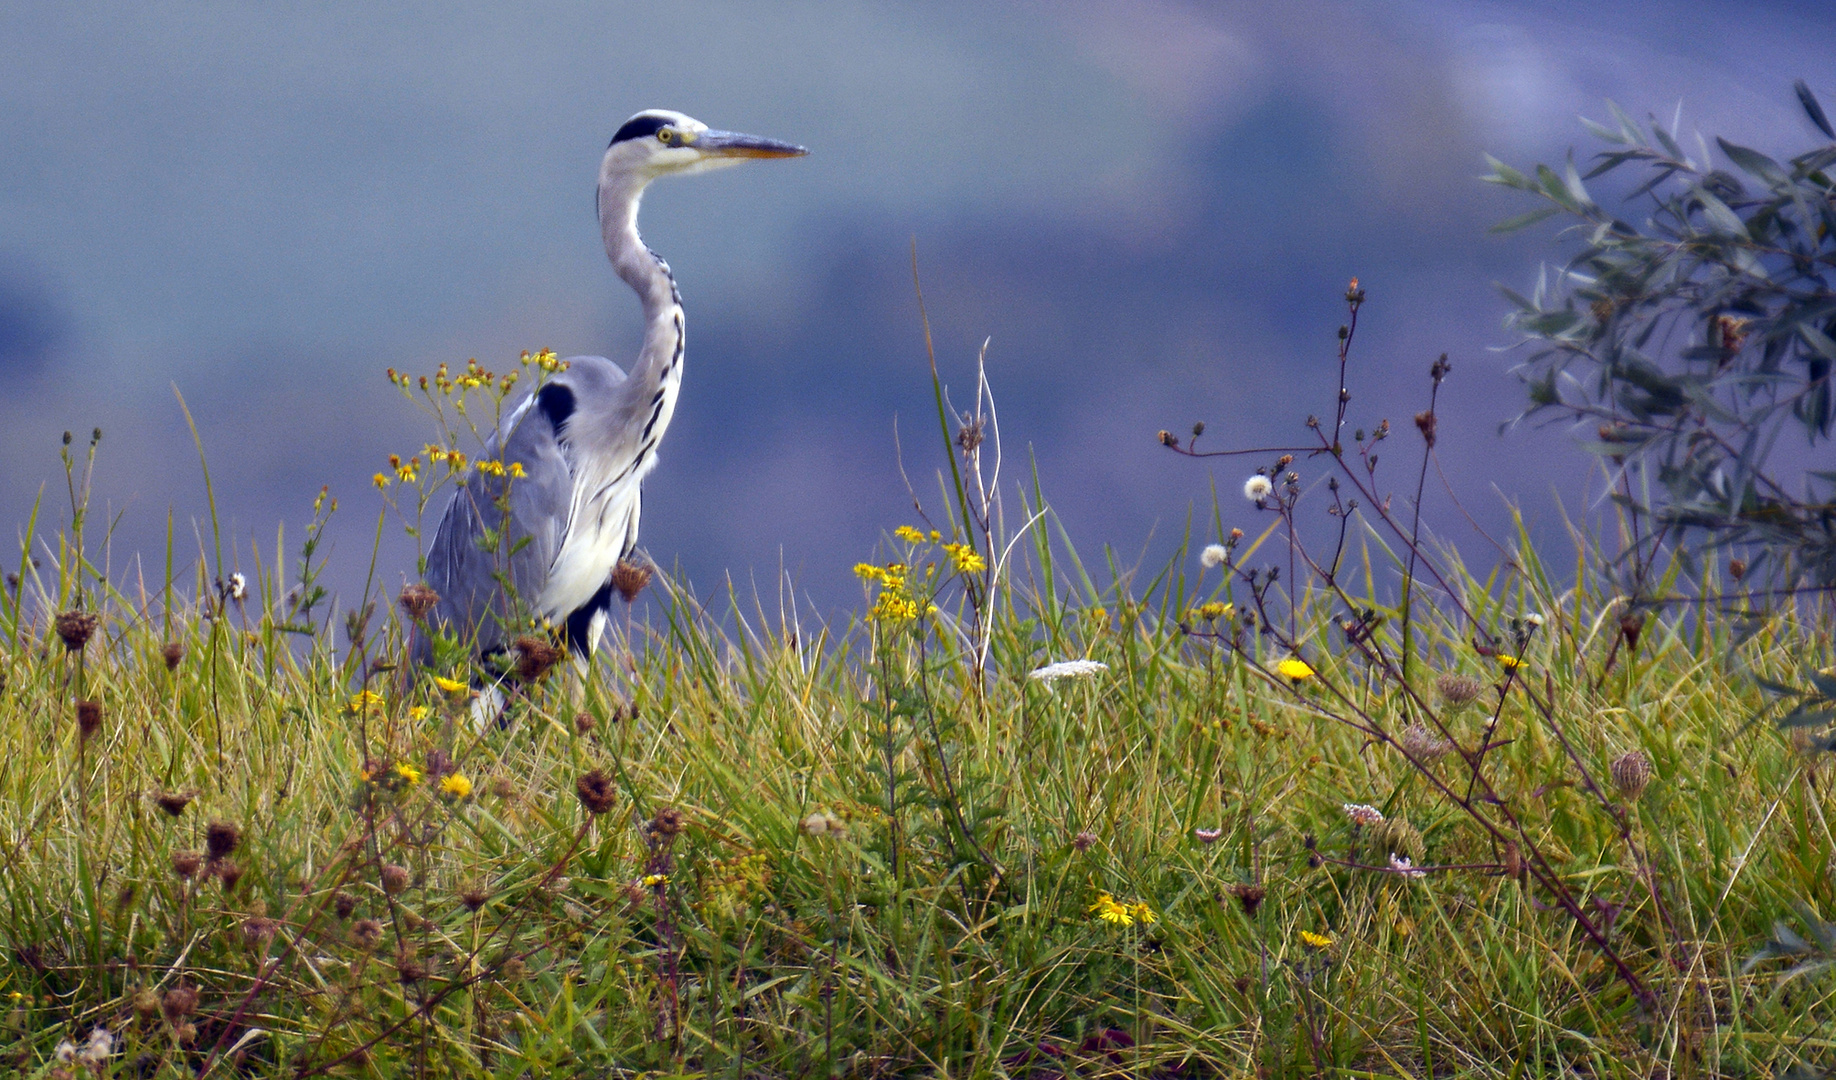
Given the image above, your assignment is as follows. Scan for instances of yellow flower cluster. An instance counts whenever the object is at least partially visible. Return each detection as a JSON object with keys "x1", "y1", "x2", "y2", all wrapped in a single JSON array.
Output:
[
  {"x1": 894, "y1": 525, "x2": 935, "y2": 544},
  {"x1": 439, "y1": 772, "x2": 473, "y2": 798},
  {"x1": 1088, "y1": 892, "x2": 1156, "y2": 927},
  {"x1": 854, "y1": 561, "x2": 936, "y2": 623},
  {"x1": 424, "y1": 443, "x2": 469, "y2": 472},
  {"x1": 520, "y1": 348, "x2": 567, "y2": 373},
  {"x1": 346, "y1": 690, "x2": 385, "y2": 714},
  {"x1": 475, "y1": 459, "x2": 527, "y2": 479},
  {"x1": 394, "y1": 761, "x2": 424, "y2": 786},
  {"x1": 1188, "y1": 601, "x2": 1234, "y2": 622},
  {"x1": 941, "y1": 542, "x2": 986, "y2": 574},
  {"x1": 1300, "y1": 930, "x2": 1334, "y2": 950}
]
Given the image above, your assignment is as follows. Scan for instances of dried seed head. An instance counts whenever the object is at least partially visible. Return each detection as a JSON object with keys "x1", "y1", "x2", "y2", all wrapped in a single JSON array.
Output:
[
  {"x1": 611, "y1": 558, "x2": 654, "y2": 604},
  {"x1": 649, "y1": 806, "x2": 687, "y2": 841},
  {"x1": 332, "y1": 891, "x2": 357, "y2": 919},
  {"x1": 1372, "y1": 817, "x2": 1425, "y2": 862},
  {"x1": 160, "y1": 985, "x2": 199, "y2": 1023},
  {"x1": 1611, "y1": 750, "x2": 1653, "y2": 801},
  {"x1": 395, "y1": 948, "x2": 428, "y2": 983},
  {"x1": 154, "y1": 791, "x2": 194, "y2": 818},
  {"x1": 1072, "y1": 830, "x2": 1098, "y2": 853},
  {"x1": 204, "y1": 821, "x2": 241, "y2": 862},
  {"x1": 398, "y1": 583, "x2": 440, "y2": 621},
  {"x1": 133, "y1": 988, "x2": 160, "y2": 1018},
  {"x1": 241, "y1": 916, "x2": 277, "y2": 948},
  {"x1": 379, "y1": 864, "x2": 410, "y2": 895},
  {"x1": 170, "y1": 851, "x2": 201, "y2": 879},
  {"x1": 55, "y1": 610, "x2": 100, "y2": 651},
  {"x1": 350, "y1": 918, "x2": 383, "y2": 951},
  {"x1": 1436, "y1": 673, "x2": 1484, "y2": 707},
  {"x1": 1399, "y1": 723, "x2": 1453, "y2": 762},
  {"x1": 489, "y1": 774, "x2": 517, "y2": 800},
  {"x1": 511, "y1": 635, "x2": 564, "y2": 682},
  {"x1": 161, "y1": 640, "x2": 185, "y2": 671},
  {"x1": 1728, "y1": 557, "x2": 1747, "y2": 581},
  {"x1": 459, "y1": 886, "x2": 490, "y2": 912},
  {"x1": 500, "y1": 956, "x2": 528, "y2": 982},
  {"x1": 214, "y1": 860, "x2": 244, "y2": 892},
  {"x1": 1413, "y1": 409, "x2": 1437, "y2": 448},
  {"x1": 1502, "y1": 840, "x2": 1524, "y2": 880},
  {"x1": 1228, "y1": 883, "x2": 1266, "y2": 917},
  {"x1": 573, "y1": 711, "x2": 596, "y2": 735},
  {"x1": 75, "y1": 700, "x2": 103, "y2": 741},
  {"x1": 575, "y1": 770, "x2": 616, "y2": 815},
  {"x1": 956, "y1": 417, "x2": 986, "y2": 454},
  {"x1": 1619, "y1": 611, "x2": 1647, "y2": 650}
]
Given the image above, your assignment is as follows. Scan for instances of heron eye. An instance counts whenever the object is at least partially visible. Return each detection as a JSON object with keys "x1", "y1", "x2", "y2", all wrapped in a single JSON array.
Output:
[{"x1": 657, "y1": 129, "x2": 674, "y2": 144}]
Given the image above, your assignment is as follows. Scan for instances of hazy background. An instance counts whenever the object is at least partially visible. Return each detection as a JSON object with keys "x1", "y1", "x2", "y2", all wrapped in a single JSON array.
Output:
[{"x1": 3, "y1": 0, "x2": 1833, "y2": 620}]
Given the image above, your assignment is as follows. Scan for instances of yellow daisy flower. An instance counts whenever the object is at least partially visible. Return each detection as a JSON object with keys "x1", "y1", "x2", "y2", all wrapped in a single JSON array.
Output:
[{"x1": 1276, "y1": 658, "x2": 1315, "y2": 682}]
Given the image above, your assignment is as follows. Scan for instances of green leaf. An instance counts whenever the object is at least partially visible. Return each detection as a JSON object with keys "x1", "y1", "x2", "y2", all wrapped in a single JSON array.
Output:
[
  {"x1": 1693, "y1": 189, "x2": 1749, "y2": 237},
  {"x1": 1800, "y1": 323, "x2": 1836, "y2": 361},
  {"x1": 1717, "y1": 137, "x2": 1788, "y2": 186},
  {"x1": 1489, "y1": 207, "x2": 1561, "y2": 234}
]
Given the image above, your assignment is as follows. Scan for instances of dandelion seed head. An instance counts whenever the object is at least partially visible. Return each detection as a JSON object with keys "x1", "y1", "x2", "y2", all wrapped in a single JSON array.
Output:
[
  {"x1": 1243, "y1": 475, "x2": 1273, "y2": 502},
  {"x1": 1200, "y1": 543, "x2": 1227, "y2": 568}
]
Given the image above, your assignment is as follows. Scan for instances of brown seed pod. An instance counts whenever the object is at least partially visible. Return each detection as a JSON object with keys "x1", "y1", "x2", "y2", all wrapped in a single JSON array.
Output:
[
  {"x1": 573, "y1": 711, "x2": 596, "y2": 735},
  {"x1": 55, "y1": 610, "x2": 99, "y2": 651},
  {"x1": 1502, "y1": 840, "x2": 1524, "y2": 881},
  {"x1": 1227, "y1": 883, "x2": 1266, "y2": 917},
  {"x1": 204, "y1": 821, "x2": 241, "y2": 862},
  {"x1": 332, "y1": 891, "x2": 357, "y2": 920},
  {"x1": 214, "y1": 860, "x2": 244, "y2": 892},
  {"x1": 611, "y1": 558, "x2": 654, "y2": 604},
  {"x1": 75, "y1": 700, "x2": 103, "y2": 741},
  {"x1": 241, "y1": 916, "x2": 277, "y2": 948},
  {"x1": 153, "y1": 791, "x2": 194, "y2": 818},
  {"x1": 133, "y1": 988, "x2": 161, "y2": 1019},
  {"x1": 1399, "y1": 723, "x2": 1454, "y2": 762},
  {"x1": 511, "y1": 636, "x2": 564, "y2": 682},
  {"x1": 1728, "y1": 558, "x2": 1748, "y2": 581},
  {"x1": 575, "y1": 770, "x2": 616, "y2": 815},
  {"x1": 398, "y1": 583, "x2": 440, "y2": 621},
  {"x1": 160, "y1": 985, "x2": 199, "y2": 1023},
  {"x1": 1611, "y1": 750, "x2": 1653, "y2": 802},
  {"x1": 160, "y1": 640, "x2": 186, "y2": 671},
  {"x1": 350, "y1": 918, "x2": 384, "y2": 951},
  {"x1": 1436, "y1": 674, "x2": 1484, "y2": 707},
  {"x1": 379, "y1": 864, "x2": 410, "y2": 895},
  {"x1": 170, "y1": 851, "x2": 201, "y2": 879},
  {"x1": 459, "y1": 886, "x2": 490, "y2": 912},
  {"x1": 649, "y1": 806, "x2": 686, "y2": 840},
  {"x1": 489, "y1": 775, "x2": 517, "y2": 800}
]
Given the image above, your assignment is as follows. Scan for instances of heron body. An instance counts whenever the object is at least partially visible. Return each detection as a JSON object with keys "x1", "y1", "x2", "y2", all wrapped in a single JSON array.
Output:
[{"x1": 419, "y1": 110, "x2": 806, "y2": 662}]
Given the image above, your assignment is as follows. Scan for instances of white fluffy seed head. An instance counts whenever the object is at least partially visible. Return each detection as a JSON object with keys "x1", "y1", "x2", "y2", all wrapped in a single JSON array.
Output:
[
  {"x1": 1200, "y1": 544, "x2": 1227, "y2": 568},
  {"x1": 1028, "y1": 659, "x2": 1109, "y2": 684},
  {"x1": 1243, "y1": 475, "x2": 1273, "y2": 502}
]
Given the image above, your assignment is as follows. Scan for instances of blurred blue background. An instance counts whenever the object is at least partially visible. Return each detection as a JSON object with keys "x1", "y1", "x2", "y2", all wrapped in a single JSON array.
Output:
[{"x1": 3, "y1": 1, "x2": 1833, "y2": 617}]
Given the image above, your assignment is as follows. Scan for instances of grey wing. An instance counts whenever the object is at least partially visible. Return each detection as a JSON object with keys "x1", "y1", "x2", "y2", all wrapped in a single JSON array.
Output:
[{"x1": 420, "y1": 396, "x2": 574, "y2": 659}]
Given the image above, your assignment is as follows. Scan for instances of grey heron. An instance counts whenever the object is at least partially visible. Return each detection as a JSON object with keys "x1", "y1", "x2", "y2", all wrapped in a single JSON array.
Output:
[{"x1": 417, "y1": 110, "x2": 806, "y2": 667}]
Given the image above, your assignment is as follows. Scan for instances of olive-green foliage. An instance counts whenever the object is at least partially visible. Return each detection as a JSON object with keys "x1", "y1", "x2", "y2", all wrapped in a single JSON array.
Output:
[{"x1": 1489, "y1": 81, "x2": 1836, "y2": 588}]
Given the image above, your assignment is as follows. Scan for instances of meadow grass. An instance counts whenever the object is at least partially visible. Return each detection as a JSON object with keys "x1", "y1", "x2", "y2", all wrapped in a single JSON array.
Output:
[
  {"x1": 3, "y1": 476, "x2": 1834, "y2": 1078},
  {"x1": 3, "y1": 309, "x2": 1835, "y2": 1079}
]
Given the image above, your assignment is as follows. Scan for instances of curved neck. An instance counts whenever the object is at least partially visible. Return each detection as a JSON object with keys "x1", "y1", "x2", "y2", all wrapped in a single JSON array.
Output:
[{"x1": 598, "y1": 172, "x2": 679, "y2": 320}]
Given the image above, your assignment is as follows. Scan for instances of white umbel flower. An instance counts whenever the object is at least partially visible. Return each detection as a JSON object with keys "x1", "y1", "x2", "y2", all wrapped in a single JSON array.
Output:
[
  {"x1": 1243, "y1": 475, "x2": 1273, "y2": 502},
  {"x1": 1342, "y1": 802, "x2": 1384, "y2": 826},
  {"x1": 1028, "y1": 659, "x2": 1109, "y2": 684},
  {"x1": 1199, "y1": 544, "x2": 1227, "y2": 568}
]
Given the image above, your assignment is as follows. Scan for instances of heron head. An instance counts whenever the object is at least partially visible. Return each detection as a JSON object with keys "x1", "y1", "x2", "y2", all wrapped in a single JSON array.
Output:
[{"x1": 603, "y1": 109, "x2": 807, "y2": 182}]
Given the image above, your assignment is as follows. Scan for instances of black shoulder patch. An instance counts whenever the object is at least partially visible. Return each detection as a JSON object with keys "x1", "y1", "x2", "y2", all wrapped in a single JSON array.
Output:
[
  {"x1": 610, "y1": 115, "x2": 671, "y2": 146},
  {"x1": 537, "y1": 383, "x2": 576, "y2": 433}
]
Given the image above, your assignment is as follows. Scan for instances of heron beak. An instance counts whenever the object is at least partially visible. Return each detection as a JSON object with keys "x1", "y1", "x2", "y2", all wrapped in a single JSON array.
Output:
[{"x1": 692, "y1": 129, "x2": 809, "y2": 159}]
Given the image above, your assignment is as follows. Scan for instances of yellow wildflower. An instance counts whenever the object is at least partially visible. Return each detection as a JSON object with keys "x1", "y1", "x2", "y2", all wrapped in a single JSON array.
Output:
[
  {"x1": 1300, "y1": 930, "x2": 1334, "y2": 950},
  {"x1": 506, "y1": 462, "x2": 526, "y2": 478},
  {"x1": 394, "y1": 761, "x2": 424, "y2": 786},
  {"x1": 894, "y1": 525, "x2": 926, "y2": 544},
  {"x1": 440, "y1": 772, "x2": 473, "y2": 798},
  {"x1": 1497, "y1": 654, "x2": 1526, "y2": 670},
  {"x1": 1088, "y1": 892, "x2": 1135, "y2": 926},
  {"x1": 929, "y1": 530, "x2": 942, "y2": 541},
  {"x1": 642, "y1": 873, "x2": 669, "y2": 887},
  {"x1": 371, "y1": 472, "x2": 389, "y2": 490},
  {"x1": 942, "y1": 543, "x2": 986, "y2": 574},
  {"x1": 853, "y1": 562, "x2": 883, "y2": 582},
  {"x1": 1131, "y1": 902, "x2": 1157, "y2": 925},
  {"x1": 346, "y1": 690, "x2": 385, "y2": 713},
  {"x1": 433, "y1": 675, "x2": 469, "y2": 695},
  {"x1": 1193, "y1": 601, "x2": 1232, "y2": 622},
  {"x1": 407, "y1": 705, "x2": 430, "y2": 722},
  {"x1": 1276, "y1": 658, "x2": 1315, "y2": 682}
]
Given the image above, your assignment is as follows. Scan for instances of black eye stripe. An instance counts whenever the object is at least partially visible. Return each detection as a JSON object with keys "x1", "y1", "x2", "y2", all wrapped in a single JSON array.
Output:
[{"x1": 609, "y1": 115, "x2": 673, "y2": 146}]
